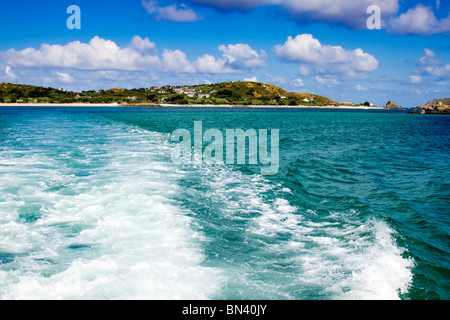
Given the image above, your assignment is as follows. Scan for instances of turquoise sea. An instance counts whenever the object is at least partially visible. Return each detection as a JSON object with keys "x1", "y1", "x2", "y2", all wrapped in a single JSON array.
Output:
[{"x1": 0, "y1": 106, "x2": 448, "y2": 300}]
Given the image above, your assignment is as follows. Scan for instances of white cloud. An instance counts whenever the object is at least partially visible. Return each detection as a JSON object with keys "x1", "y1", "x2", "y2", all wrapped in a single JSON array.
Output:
[
  {"x1": 387, "y1": 5, "x2": 450, "y2": 35},
  {"x1": 4, "y1": 66, "x2": 16, "y2": 80},
  {"x1": 143, "y1": 0, "x2": 202, "y2": 22},
  {"x1": 194, "y1": 54, "x2": 236, "y2": 74},
  {"x1": 416, "y1": 49, "x2": 450, "y2": 78},
  {"x1": 355, "y1": 84, "x2": 368, "y2": 91},
  {"x1": 280, "y1": 0, "x2": 399, "y2": 29},
  {"x1": 128, "y1": 35, "x2": 157, "y2": 54},
  {"x1": 219, "y1": 44, "x2": 266, "y2": 69},
  {"x1": 0, "y1": 36, "x2": 267, "y2": 79},
  {"x1": 161, "y1": 49, "x2": 196, "y2": 73},
  {"x1": 409, "y1": 75, "x2": 422, "y2": 83},
  {"x1": 244, "y1": 76, "x2": 258, "y2": 82},
  {"x1": 292, "y1": 78, "x2": 304, "y2": 87},
  {"x1": 56, "y1": 71, "x2": 73, "y2": 83},
  {"x1": 298, "y1": 65, "x2": 310, "y2": 76},
  {"x1": 194, "y1": 43, "x2": 266, "y2": 74},
  {"x1": 1, "y1": 36, "x2": 160, "y2": 71},
  {"x1": 274, "y1": 34, "x2": 378, "y2": 77},
  {"x1": 315, "y1": 75, "x2": 339, "y2": 86},
  {"x1": 189, "y1": 0, "x2": 400, "y2": 29}
]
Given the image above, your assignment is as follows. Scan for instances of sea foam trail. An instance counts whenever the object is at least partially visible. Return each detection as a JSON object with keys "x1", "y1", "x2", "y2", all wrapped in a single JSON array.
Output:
[
  {"x1": 0, "y1": 113, "x2": 221, "y2": 299},
  {"x1": 178, "y1": 162, "x2": 414, "y2": 300}
]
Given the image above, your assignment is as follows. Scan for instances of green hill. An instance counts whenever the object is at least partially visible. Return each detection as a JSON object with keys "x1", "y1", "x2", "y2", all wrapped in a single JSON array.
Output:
[
  {"x1": 0, "y1": 81, "x2": 333, "y2": 106},
  {"x1": 187, "y1": 81, "x2": 332, "y2": 106}
]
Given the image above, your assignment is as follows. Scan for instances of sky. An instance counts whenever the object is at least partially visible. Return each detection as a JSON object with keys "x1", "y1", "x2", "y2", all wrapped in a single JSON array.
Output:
[{"x1": 0, "y1": 0, "x2": 449, "y2": 107}]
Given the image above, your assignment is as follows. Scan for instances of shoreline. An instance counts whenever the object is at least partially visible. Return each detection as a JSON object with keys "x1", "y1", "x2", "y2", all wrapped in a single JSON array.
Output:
[{"x1": 0, "y1": 102, "x2": 385, "y2": 110}]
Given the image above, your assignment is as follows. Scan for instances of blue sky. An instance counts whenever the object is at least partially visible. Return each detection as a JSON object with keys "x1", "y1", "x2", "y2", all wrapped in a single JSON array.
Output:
[{"x1": 0, "y1": 0, "x2": 449, "y2": 107}]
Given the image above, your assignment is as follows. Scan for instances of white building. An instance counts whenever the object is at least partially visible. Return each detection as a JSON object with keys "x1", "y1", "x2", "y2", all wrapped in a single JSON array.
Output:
[{"x1": 198, "y1": 93, "x2": 210, "y2": 99}]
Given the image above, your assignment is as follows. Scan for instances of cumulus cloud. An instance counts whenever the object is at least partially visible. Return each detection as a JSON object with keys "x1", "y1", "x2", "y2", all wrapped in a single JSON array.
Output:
[
  {"x1": 292, "y1": 78, "x2": 304, "y2": 87},
  {"x1": 244, "y1": 76, "x2": 258, "y2": 82},
  {"x1": 0, "y1": 35, "x2": 267, "y2": 78},
  {"x1": 415, "y1": 49, "x2": 450, "y2": 78},
  {"x1": 387, "y1": 5, "x2": 450, "y2": 35},
  {"x1": 4, "y1": 66, "x2": 16, "y2": 80},
  {"x1": 194, "y1": 54, "x2": 236, "y2": 74},
  {"x1": 280, "y1": 0, "x2": 399, "y2": 29},
  {"x1": 194, "y1": 43, "x2": 266, "y2": 74},
  {"x1": 188, "y1": 0, "x2": 400, "y2": 29},
  {"x1": 56, "y1": 71, "x2": 73, "y2": 83},
  {"x1": 219, "y1": 44, "x2": 266, "y2": 69},
  {"x1": 143, "y1": 0, "x2": 202, "y2": 22},
  {"x1": 274, "y1": 34, "x2": 379, "y2": 77},
  {"x1": 128, "y1": 35, "x2": 157, "y2": 54},
  {"x1": 161, "y1": 49, "x2": 196, "y2": 73},
  {"x1": 1, "y1": 36, "x2": 160, "y2": 71}
]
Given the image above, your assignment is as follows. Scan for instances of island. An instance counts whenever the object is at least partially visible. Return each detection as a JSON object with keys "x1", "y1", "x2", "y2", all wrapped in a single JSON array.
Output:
[{"x1": 0, "y1": 81, "x2": 381, "y2": 109}]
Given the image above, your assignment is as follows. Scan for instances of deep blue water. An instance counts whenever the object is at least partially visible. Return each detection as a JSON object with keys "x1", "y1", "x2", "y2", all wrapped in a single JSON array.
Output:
[{"x1": 0, "y1": 106, "x2": 448, "y2": 300}]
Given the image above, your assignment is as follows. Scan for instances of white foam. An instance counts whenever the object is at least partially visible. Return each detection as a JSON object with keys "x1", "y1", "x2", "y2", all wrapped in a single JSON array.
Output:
[
  {"x1": 0, "y1": 116, "x2": 222, "y2": 300},
  {"x1": 251, "y1": 205, "x2": 414, "y2": 299},
  {"x1": 335, "y1": 220, "x2": 414, "y2": 300},
  {"x1": 0, "y1": 114, "x2": 415, "y2": 300},
  {"x1": 195, "y1": 159, "x2": 414, "y2": 299}
]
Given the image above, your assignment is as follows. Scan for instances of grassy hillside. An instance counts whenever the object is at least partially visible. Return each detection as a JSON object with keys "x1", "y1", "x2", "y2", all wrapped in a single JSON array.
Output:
[
  {"x1": 0, "y1": 81, "x2": 333, "y2": 106},
  {"x1": 189, "y1": 81, "x2": 332, "y2": 105}
]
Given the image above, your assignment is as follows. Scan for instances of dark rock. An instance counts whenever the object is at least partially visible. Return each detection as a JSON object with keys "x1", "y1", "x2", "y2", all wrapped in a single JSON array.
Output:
[{"x1": 383, "y1": 100, "x2": 401, "y2": 109}]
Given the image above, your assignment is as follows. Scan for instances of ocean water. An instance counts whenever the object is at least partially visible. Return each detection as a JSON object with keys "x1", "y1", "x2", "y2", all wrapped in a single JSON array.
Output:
[{"x1": 0, "y1": 106, "x2": 448, "y2": 300}]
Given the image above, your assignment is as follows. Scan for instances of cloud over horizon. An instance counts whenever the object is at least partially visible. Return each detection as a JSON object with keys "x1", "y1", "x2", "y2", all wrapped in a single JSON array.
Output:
[
  {"x1": 274, "y1": 34, "x2": 379, "y2": 77},
  {"x1": 0, "y1": 36, "x2": 267, "y2": 78},
  {"x1": 1, "y1": 36, "x2": 161, "y2": 71}
]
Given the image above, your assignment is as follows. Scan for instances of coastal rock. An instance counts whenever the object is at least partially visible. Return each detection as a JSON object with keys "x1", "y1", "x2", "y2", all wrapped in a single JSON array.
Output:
[
  {"x1": 408, "y1": 98, "x2": 450, "y2": 114},
  {"x1": 418, "y1": 98, "x2": 450, "y2": 109},
  {"x1": 383, "y1": 100, "x2": 401, "y2": 109}
]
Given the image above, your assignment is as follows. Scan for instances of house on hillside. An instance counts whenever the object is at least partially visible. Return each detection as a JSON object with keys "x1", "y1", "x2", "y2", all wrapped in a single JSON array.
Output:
[
  {"x1": 198, "y1": 93, "x2": 210, "y2": 99},
  {"x1": 172, "y1": 87, "x2": 184, "y2": 94},
  {"x1": 127, "y1": 96, "x2": 141, "y2": 101}
]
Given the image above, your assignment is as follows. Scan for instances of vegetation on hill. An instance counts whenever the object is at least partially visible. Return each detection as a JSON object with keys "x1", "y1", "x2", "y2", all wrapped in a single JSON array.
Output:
[
  {"x1": 188, "y1": 81, "x2": 332, "y2": 106},
  {"x1": 0, "y1": 81, "x2": 334, "y2": 106}
]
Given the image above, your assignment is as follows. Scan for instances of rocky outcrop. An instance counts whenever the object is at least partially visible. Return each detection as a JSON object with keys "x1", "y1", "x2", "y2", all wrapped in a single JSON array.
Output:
[
  {"x1": 383, "y1": 100, "x2": 401, "y2": 109},
  {"x1": 409, "y1": 98, "x2": 450, "y2": 114},
  {"x1": 418, "y1": 98, "x2": 450, "y2": 109},
  {"x1": 409, "y1": 105, "x2": 450, "y2": 114}
]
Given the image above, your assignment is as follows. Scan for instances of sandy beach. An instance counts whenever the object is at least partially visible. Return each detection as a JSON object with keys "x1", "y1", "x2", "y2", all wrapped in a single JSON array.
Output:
[{"x1": 0, "y1": 103, "x2": 122, "y2": 107}]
